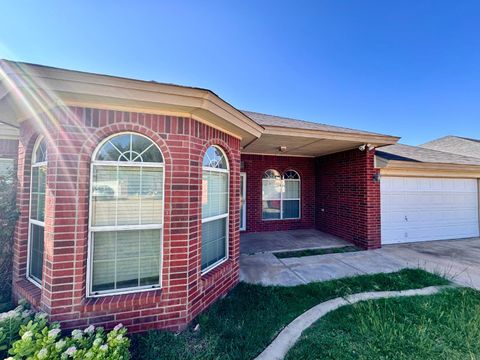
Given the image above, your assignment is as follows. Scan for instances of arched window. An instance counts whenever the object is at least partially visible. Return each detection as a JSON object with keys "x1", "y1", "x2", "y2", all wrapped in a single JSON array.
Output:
[
  {"x1": 262, "y1": 169, "x2": 300, "y2": 220},
  {"x1": 28, "y1": 137, "x2": 47, "y2": 285},
  {"x1": 89, "y1": 133, "x2": 164, "y2": 296},
  {"x1": 201, "y1": 146, "x2": 229, "y2": 273}
]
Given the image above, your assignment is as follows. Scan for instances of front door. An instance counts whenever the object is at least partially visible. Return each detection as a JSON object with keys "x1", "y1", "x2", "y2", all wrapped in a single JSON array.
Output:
[{"x1": 240, "y1": 172, "x2": 246, "y2": 231}]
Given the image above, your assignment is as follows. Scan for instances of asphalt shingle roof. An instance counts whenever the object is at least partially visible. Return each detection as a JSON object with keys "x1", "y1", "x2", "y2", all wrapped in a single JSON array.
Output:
[
  {"x1": 420, "y1": 136, "x2": 480, "y2": 159},
  {"x1": 376, "y1": 143, "x2": 480, "y2": 166},
  {"x1": 242, "y1": 110, "x2": 389, "y2": 136}
]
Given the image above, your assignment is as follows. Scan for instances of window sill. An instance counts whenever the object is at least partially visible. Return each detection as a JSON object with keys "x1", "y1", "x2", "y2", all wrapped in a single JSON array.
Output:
[
  {"x1": 82, "y1": 288, "x2": 163, "y2": 313},
  {"x1": 201, "y1": 259, "x2": 234, "y2": 288},
  {"x1": 15, "y1": 278, "x2": 41, "y2": 308},
  {"x1": 262, "y1": 218, "x2": 301, "y2": 221}
]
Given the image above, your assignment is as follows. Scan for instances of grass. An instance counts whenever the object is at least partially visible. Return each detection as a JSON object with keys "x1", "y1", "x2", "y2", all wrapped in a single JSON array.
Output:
[
  {"x1": 274, "y1": 245, "x2": 361, "y2": 259},
  {"x1": 131, "y1": 269, "x2": 448, "y2": 360},
  {"x1": 286, "y1": 287, "x2": 480, "y2": 360}
]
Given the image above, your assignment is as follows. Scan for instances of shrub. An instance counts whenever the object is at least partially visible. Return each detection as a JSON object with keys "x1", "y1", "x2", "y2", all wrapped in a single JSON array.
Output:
[
  {"x1": 0, "y1": 168, "x2": 19, "y2": 303},
  {"x1": 0, "y1": 300, "x2": 33, "y2": 358},
  {"x1": 8, "y1": 317, "x2": 131, "y2": 360}
]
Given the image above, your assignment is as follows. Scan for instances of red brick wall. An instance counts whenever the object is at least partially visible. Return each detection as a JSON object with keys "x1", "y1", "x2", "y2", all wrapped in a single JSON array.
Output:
[
  {"x1": 12, "y1": 107, "x2": 241, "y2": 332},
  {"x1": 315, "y1": 149, "x2": 381, "y2": 249},
  {"x1": 240, "y1": 154, "x2": 315, "y2": 232}
]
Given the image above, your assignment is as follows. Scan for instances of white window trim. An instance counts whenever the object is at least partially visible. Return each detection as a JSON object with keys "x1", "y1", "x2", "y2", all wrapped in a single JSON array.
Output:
[
  {"x1": 26, "y1": 136, "x2": 46, "y2": 288},
  {"x1": 262, "y1": 170, "x2": 301, "y2": 221},
  {"x1": 87, "y1": 132, "x2": 165, "y2": 297},
  {"x1": 240, "y1": 172, "x2": 246, "y2": 231},
  {"x1": 201, "y1": 146, "x2": 230, "y2": 275}
]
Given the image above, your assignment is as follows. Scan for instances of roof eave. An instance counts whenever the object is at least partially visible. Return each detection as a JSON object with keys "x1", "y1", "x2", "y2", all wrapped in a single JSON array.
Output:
[
  {"x1": 0, "y1": 60, "x2": 263, "y2": 144},
  {"x1": 376, "y1": 157, "x2": 480, "y2": 171},
  {"x1": 263, "y1": 125, "x2": 400, "y2": 146}
]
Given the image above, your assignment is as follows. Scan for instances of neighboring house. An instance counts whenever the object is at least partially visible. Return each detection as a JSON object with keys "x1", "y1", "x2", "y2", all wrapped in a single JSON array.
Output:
[
  {"x1": 0, "y1": 59, "x2": 477, "y2": 333},
  {"x1": 421, "y1": 135, "x2": 480, "y2": 159},
  {"x1": 0, "y1": 123, "x2": 19, "y2": 177},
  {"x1": 376, "y1": 143, "x2": 480, "y2": 244}
]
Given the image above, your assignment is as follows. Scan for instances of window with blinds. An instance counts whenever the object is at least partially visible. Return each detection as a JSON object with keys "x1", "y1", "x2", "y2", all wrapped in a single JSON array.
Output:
[
  {"x1": 28, "y1": 137, "x2": 47, "y2": 285},
  {"x1": 201, "y1": 146, "x2": 229, "y2": 273},
  {"x1": 89, "y1": 133, "x2": 164, "y2": 296},
  {"x1": 262, "y1": 169, "x2": 301, "y2": 220}
]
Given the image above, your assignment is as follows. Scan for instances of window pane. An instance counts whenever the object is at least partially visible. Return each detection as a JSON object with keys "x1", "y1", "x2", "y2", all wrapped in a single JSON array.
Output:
[
  {"x1": 29, "y1": 223, "x2": 44, "y2": 283},
  {"x1": 262, "y1": 179, "x2": 282, "y2": 200},
  {"x1": 202, "y1": 170, "x2": 228, "y2": 219},
  {"x1": 92, "y1": 166, "x2": 163, "y2": 227},
  {"x1": 96, "y1": 141, "x2": 122, "y2": 161},
  {"x1": 96, "y1": 134, "x2": 163, "y2": 163},
  {"x1": 283, "y1": 200, "x2": 300, "y2": 219},
  {"x1": 262, "y1": 200, "x2": 281, "y2": 220},
  {"x1": 201, "y1": 217, "x2": 227, "y2": 271},
  {"x1": 203, "y1": 146, "x2": 228, "y2": 169},
  {"x1": 140, "y1": 230, "x2": 161, "y2": 286},
  {"x1": 91, "y1": 229, "x2": 161, "y2": 293},
  {"x1": 35, "y1": 139, "x2": 47, "y2": 163},
  {"x1": 92, "y1": 166, "x2": 117, "y2": 226},
  {"x1": 137, "y1": 145, "x2": 163, "y2": 163},
  {"x1": 109, "y1": 134, "x2": 131, "y2": 160},
  {"x1": 140, "y1": 167, "x2": 163, "y2": 225},
  {"x1": 31, "y1": 165, "x2": 46, "y2": 222},
  {"x1": 117, "y1": 167, "x2": 141, "y2": 225},
  {"x1": 284, "y1": 180, "x2": 300, "y2": 199}
]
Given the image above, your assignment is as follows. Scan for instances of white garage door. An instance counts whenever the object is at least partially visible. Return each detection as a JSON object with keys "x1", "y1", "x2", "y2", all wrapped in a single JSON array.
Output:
[{"x1": 381, "y1": 177, "x2": 479, "y2": 244}]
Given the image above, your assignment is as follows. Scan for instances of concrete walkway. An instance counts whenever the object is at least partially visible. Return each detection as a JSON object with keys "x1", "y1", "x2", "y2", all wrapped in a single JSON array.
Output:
[
  {"x1": 255, "y1": 285, "x2": 450, "y2": 360},
  {"x1": 240, "y1": 237, "x2": 480, "y2": 289}
]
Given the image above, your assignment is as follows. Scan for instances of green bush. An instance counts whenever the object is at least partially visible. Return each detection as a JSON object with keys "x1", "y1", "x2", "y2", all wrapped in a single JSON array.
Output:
[
  {"x1": 0, "y1": 301, "x2": 34, "y2": 358},
  {"x1": 0, "y1": 168, "x2": 19, "y2": 304},
  {"x1": 7, "y1": 316, "x2": 131, "y2": 360}
]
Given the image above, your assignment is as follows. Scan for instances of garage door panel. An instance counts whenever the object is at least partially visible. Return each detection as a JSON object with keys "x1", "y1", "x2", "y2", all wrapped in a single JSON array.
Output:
[{"x1": 381, "y1": 177, "x2": 479, "y2": 244}]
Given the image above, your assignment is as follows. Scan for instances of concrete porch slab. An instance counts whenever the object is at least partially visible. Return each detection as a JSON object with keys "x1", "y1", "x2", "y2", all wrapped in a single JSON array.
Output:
[
  {"x1": 240, "y1": 237, "x2": 480, "y2": 289},
  {"x1": 240, "y1": 229, "x2": 350, "y2": 254}
]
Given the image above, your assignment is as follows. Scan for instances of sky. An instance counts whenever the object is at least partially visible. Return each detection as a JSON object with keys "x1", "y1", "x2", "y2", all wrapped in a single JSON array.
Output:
[{"x1": 1, "y1": 0, "x2": 479, "y2": 145}]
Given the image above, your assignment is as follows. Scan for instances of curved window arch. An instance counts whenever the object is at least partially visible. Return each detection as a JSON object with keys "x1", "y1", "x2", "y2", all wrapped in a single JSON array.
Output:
[
  {"x1": 262, "y1": 169, "x2": 301, "y2": 220},
  {"x1": 201, "y1": 145, "x2": 229, "y2": 273},
  {"x1": 28, "y1": 136, "x2": 47, "y2": 285},
  {"x1": 89, "y1": 133, "x2": 164, "y2": 296}
]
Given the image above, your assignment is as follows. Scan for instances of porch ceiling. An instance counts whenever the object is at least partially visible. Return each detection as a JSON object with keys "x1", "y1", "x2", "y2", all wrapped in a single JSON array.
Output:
[{"x1": 242, "y1": 130, "x2": 399, "y2": 157}]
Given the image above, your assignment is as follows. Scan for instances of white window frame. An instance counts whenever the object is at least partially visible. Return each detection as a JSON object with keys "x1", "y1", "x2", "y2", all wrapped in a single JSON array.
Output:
[
  {"x1": 201, "y1": 146, "x2": 230, "y2": 275},
  {"x1": 262, "y1": 169, "x2": 301, "y2": 220},
  {"x1": 240, "y1": 172, "x2": 247, "y2": 231},
  {"x1": 87, "y1": 132, "x2": 165, "y2": 297},
  {"x1": 26, "y1": 136, "x2": 47, "y2": 287}
]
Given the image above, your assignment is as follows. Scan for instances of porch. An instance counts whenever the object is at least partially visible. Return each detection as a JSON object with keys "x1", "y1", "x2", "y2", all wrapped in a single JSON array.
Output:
[{"x1": 240, "y1": 229, "x2": 350, "y2": 254}]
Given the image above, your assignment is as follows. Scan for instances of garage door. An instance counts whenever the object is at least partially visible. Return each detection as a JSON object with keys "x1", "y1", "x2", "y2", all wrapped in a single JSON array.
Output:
[{"x1": 381, "y1": 177, "x2": 479, "y2": 244}]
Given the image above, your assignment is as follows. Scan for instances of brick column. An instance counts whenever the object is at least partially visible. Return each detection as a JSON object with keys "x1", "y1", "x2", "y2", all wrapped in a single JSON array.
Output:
[{"x1": 315, "y1": 148, "x2": 381, "y2": 249}]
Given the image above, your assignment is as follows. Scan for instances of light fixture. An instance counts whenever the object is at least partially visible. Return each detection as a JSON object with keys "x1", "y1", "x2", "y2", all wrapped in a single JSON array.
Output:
[
  {"x1": 279, "y1": 146, "x2": 287, "y2": 152},
  {"x1": 373, "y1": 173, "x2": 381, "y2": 183}
]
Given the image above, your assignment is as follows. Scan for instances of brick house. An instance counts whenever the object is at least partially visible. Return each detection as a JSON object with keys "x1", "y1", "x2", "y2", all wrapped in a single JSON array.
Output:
[{"x1": 0, "y1": 60, "x2": 399, "y2": 332}]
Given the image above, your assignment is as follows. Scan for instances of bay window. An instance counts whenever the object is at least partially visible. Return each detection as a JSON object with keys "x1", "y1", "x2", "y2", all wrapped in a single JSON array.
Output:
[
  {"x1": 201, "y1": 146, "x2": 229, "y2": 273},
  {"x1": 262, "y1": 169, "x2": 300, "y2": 220},
  {"x1": 89, "y1": 133, "x2": 164, "y2": 296},
  {"x1": 28, "y1": 137, "x2": 47, "y2": 285}
]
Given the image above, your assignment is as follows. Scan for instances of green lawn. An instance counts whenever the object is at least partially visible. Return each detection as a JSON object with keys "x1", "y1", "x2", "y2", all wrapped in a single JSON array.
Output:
[
  {"x1": 286, "y1": 287, "x2": 480, "y2": 360},
  {"x1": 274, "y1": 245, "x2": 361, "y2": 259},
  {"x1": 131, "y1": 269, "x2": 448, "y2": 360}
]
